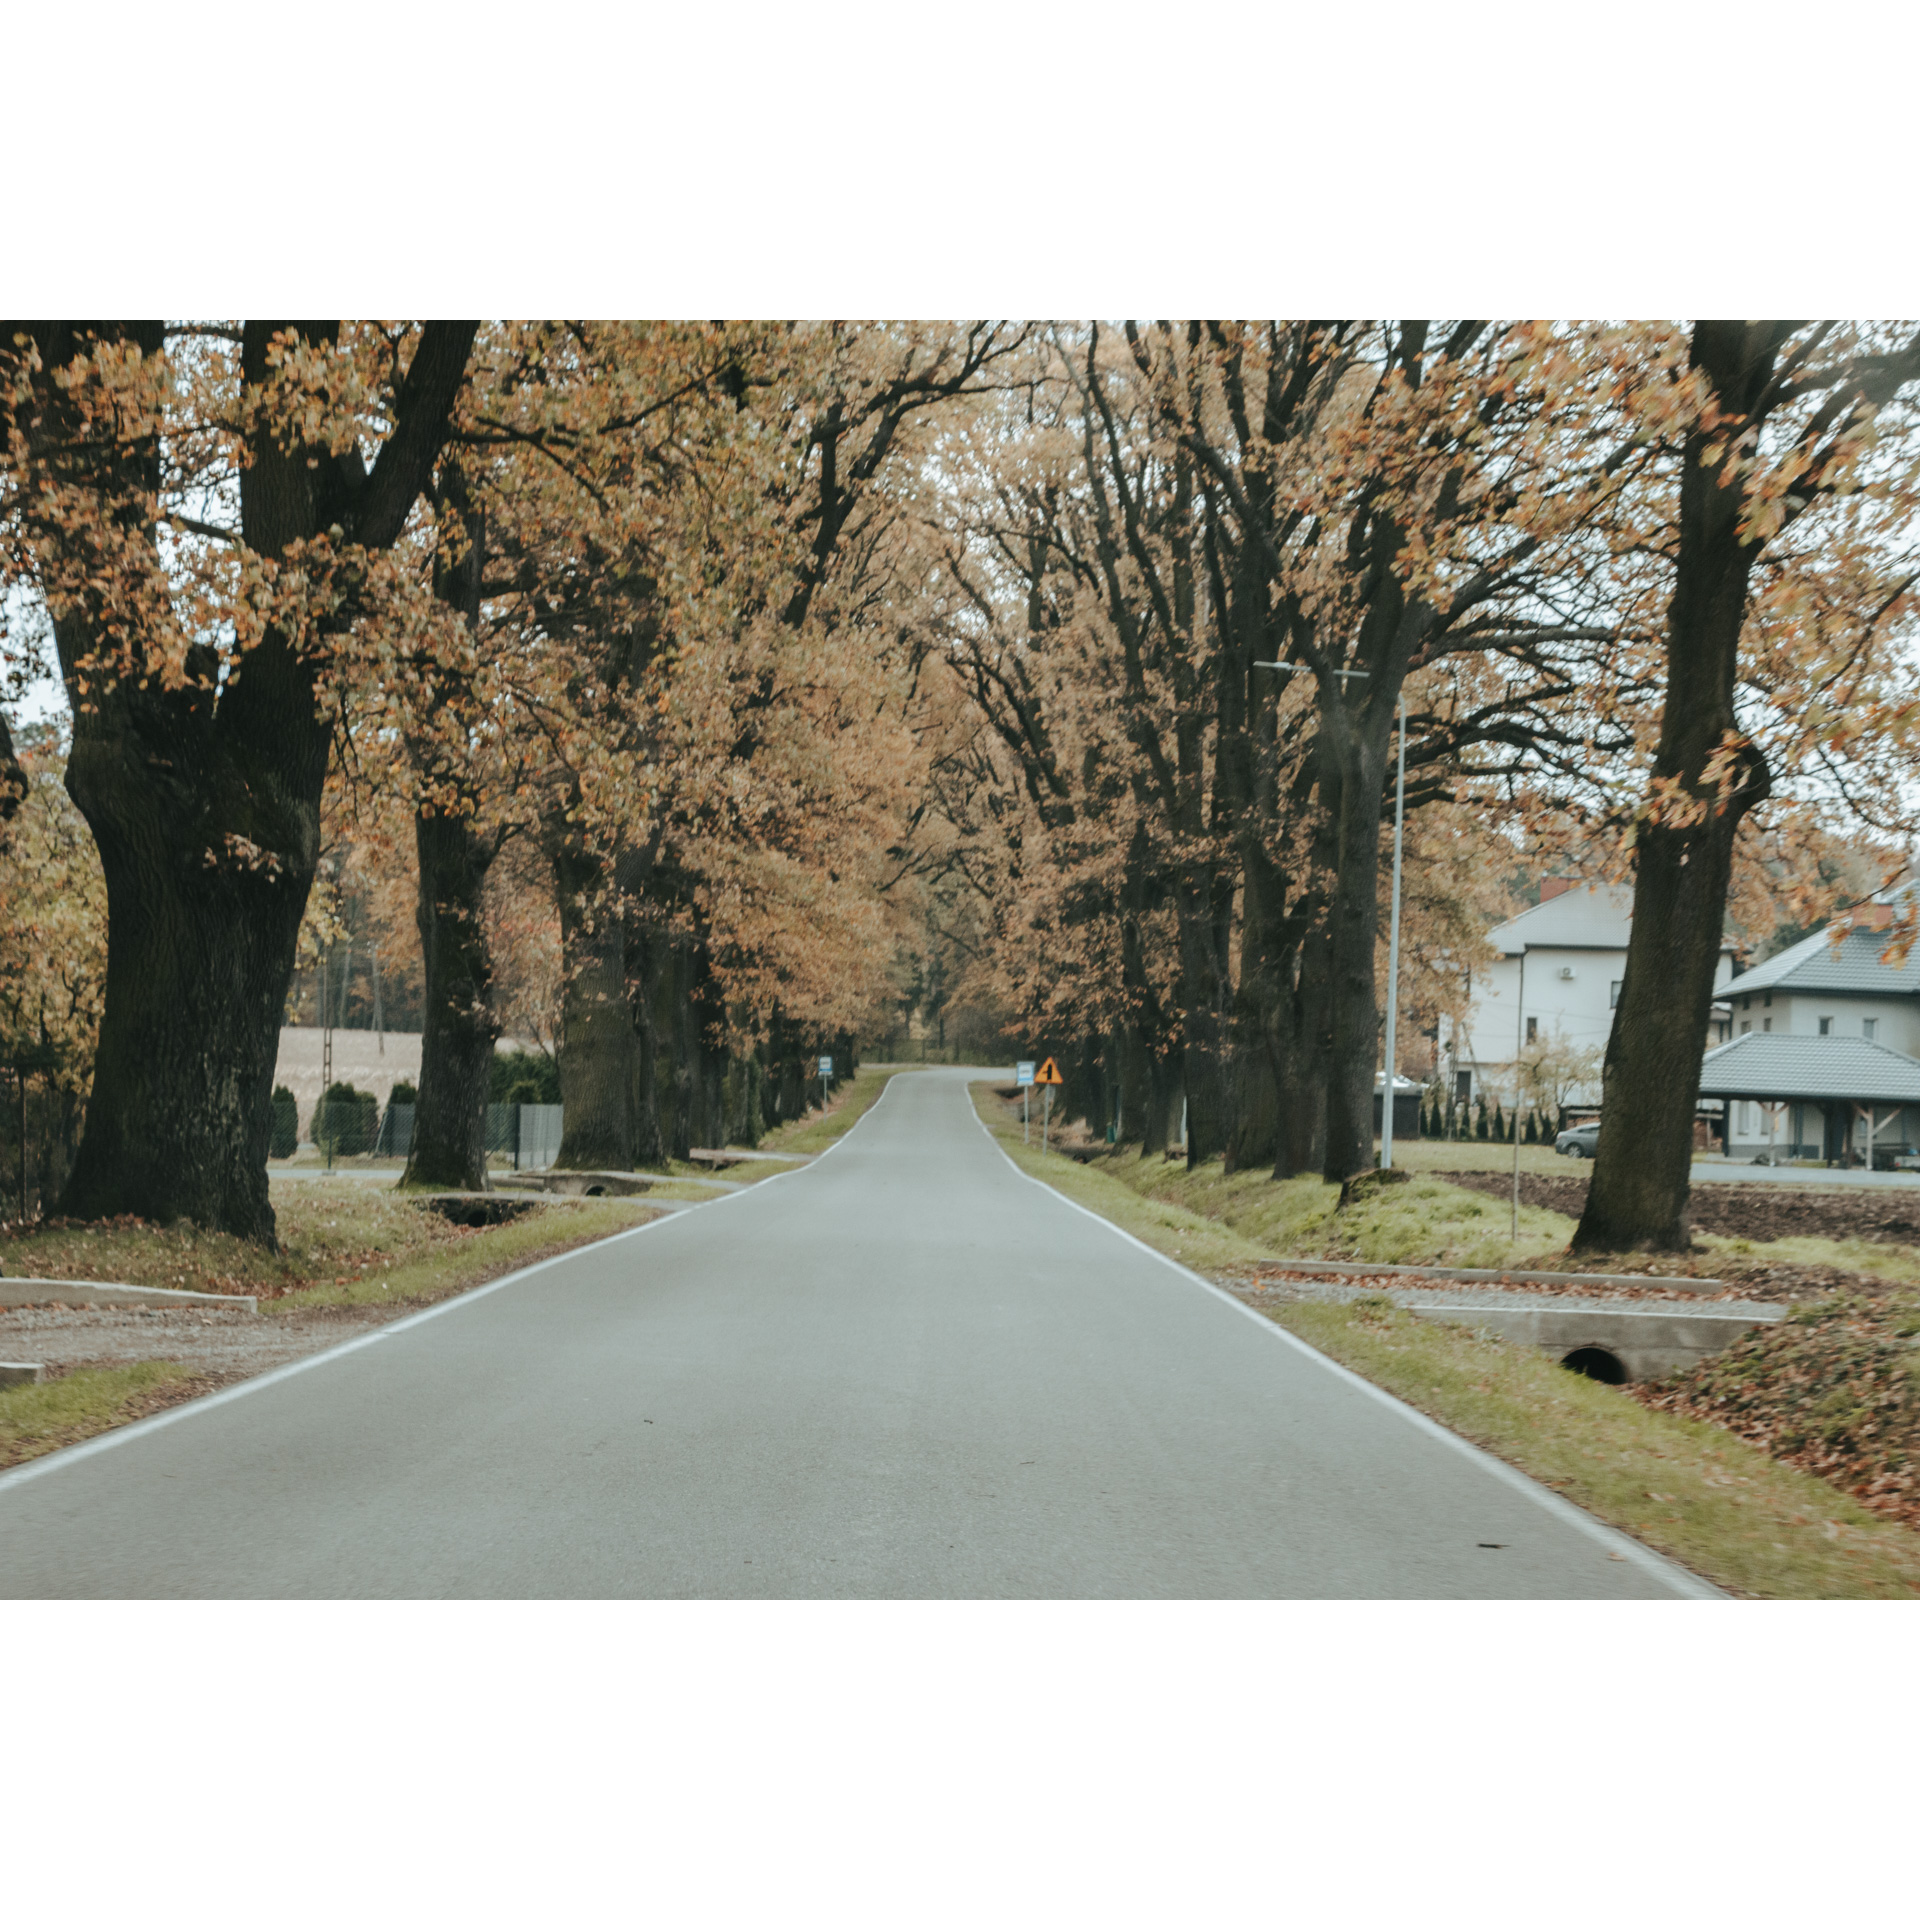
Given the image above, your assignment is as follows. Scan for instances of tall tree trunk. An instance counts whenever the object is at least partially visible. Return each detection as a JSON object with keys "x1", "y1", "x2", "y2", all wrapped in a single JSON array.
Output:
[
  {"x1": 667, "y1": 936, "x2": 697, "y2": 1160},
  {"x1": 61, "y1": 808, "x2": 315, "y2": 1239},
  {"x1": 1574, "y1": 323, "x2": 1781, "y2": 1254},
  {"x1": 1176, "y1": 873, "x2": 1233, "y2": 1166},
  {"x1": 1227, "y1": 842, "x2": 1294, "y2": 1174},
  {"x1": 1322, "y1": 759, "x2": 1389, "y2": 1182},
  {"x1": 404, "y1": 456, "x2": 500, "y2": 1192},
  {"x1": 404, "y1": 809, "x2": 500, "y2": 1190},
  {"x1": 627, "y1": 918, "x2": 667, "y2": 1167},
  {"x1": 1285, "y1": 916, "x2": 1333, "y2": 1177},
  {"x1": 552, "y1": 843, "x2": 634, "y2": 1169},
  {"x1": 1117, "y1": 823, "x2": 1174, "y2": 1155}
]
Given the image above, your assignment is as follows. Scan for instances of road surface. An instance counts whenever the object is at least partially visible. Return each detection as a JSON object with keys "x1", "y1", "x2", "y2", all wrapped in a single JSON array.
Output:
[{"x1": 0, "y1": 1070, "x2": 1711, "y2": 1597}]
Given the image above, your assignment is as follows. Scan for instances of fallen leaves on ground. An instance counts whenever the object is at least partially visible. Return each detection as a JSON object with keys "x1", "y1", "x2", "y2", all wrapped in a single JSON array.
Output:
[{"x1": 1633, "y1": 1296, "x2": 1920, "y2": 1527}]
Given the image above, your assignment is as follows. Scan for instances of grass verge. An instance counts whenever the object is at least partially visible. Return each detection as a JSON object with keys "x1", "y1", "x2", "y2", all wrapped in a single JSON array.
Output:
[
  {"x1": 1266, "y1": 1298, "x2": 1920, "y2": 1597},
  {"x1": 972, "y1": 1083, "x2": 1574, "y2": 1270},
  {"x1": 0, "y1": 1361, "x2": 204, "y2": 1473},
  {"x1": 0, "y1": 1186, "x2": 651, "y2": 1312},
  {"x1": 970, "y1": 1082, "x2": 1920, "y2": 1597}
]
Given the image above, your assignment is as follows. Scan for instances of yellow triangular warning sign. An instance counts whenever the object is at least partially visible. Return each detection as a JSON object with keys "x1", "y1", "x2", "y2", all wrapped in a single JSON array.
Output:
[{"x1": 1035, "y1": 1057, "x2": 1064, "y2": 1085}]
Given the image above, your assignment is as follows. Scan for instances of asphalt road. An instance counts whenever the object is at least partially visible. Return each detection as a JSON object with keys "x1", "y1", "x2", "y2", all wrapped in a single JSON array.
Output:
[{"x1": 0, "y1": 1070, "x2": 1712, "y2": 1597}]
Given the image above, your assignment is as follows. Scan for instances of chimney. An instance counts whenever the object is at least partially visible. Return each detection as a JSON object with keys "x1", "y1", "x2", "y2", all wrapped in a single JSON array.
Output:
[{"x1": 1539, "y1": 877, "x2": 1574, "y2": 902}]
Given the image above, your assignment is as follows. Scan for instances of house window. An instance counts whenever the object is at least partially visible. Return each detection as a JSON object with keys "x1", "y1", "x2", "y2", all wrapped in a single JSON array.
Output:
[
  {"x1": 1455, "y1": 1070, "x2": 1471, "y2": 1103},
  {"x1": 1740, "y1": 1021, "x2": 1751, "y2": 1035},
  {"x1": 1763, "y1": 1018, "x2": 1772, "y2": 1032},
  {"x1": 1741, "y1": 996, "x2": 1750, "y2": 1010},
  {"x1": 1764, "y1": 992, "x2": 1772, "y2": 1008},
  {"x1": 1819, "y1": 1016, "x2": 1833, "y2": 1035},
  {"x1": 1864, "y1": 1018, "x2": 1878, "y2": 1041},
  {"x1": 1526, "y1": 1016, "x2": 1538, "y2": 1043},
  {"x1": 1610, "y1": 980, "x2": 1623, "y2": 1010}
]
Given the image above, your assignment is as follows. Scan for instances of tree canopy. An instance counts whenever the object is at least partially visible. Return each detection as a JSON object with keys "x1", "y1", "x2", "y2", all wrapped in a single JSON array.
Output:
[{"x1": 5, "y1": 318, "x2": 1918, "y2": 1249}]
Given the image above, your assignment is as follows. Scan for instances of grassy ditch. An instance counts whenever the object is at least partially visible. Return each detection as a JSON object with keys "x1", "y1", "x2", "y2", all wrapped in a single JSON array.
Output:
[
  {"x1": 982, "y1": 1089, "x2": 1920, "y2": 1288},
  {"x1": 1267, "y1": 1298, "x2": 1920, "y2": 1598},
  {"x1": 976, "y1": 1088, "x2": 1577, "y2": 1271},
  {"x1": 0, "y1": 1361, "x2": 204, "y2": 1473},
  {"x1": 0, "y1": 1185, "x2": 649, "y2": 1312},
  {"x1": 970, "y1": 1081, "x2": 1920, "y2": 1597}
]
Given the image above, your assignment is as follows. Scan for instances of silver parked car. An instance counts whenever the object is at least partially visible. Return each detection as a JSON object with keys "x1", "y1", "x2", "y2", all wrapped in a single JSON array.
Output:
[{"x1": 1555, "y1": 1122, "x2": 1601, "y2": 1159}]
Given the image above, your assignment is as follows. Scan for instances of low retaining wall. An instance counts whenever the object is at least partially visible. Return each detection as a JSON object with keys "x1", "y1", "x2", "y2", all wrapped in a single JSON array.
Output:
[{"x1": 1404, "y1": 1300, "x2": 1784, "y2": 1383}]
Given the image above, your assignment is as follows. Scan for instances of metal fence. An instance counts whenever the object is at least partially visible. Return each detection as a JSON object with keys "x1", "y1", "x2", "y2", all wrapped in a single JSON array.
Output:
[
  {"x1": 485, "y1": 1102, "x2": 562, "y2": 1171},
  {"x1": 274, "y1": 1099, "x2": 563, "y2": 1170}
]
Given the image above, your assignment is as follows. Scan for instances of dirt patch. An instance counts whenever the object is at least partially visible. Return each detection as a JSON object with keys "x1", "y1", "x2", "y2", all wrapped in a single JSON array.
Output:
[
  {"x1": 0, "y1": 1299, "x2": 395, "y2": 1377},
  {"x1": 1439, "y1": 1169, "x2": 1920, "y2": 1248},
  {"x1": 420, "y1": 1195, "x2": 537, "y2": 1229}
]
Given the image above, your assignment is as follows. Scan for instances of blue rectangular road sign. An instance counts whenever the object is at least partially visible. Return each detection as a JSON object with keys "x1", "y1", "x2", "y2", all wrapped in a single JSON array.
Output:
[
  {"x1": 1015, "y1": 1061, "x2": 1035, "y2": 1086},
  {"x1": 819, "y1": 1056, "x2": 833, "y2": 1077}
]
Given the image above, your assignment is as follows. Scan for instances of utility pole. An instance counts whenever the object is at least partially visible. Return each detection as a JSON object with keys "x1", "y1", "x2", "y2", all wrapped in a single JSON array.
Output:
[
  {"x1": 320, "y1": 942, "x2": 335, "y2": 1174},
  {"x1": 1381, "y1": 693, "x2": 1407, "y2": 1170},
  {"x1": 1512, "y1": 945, "x2": 1527, "y2": 1239}
]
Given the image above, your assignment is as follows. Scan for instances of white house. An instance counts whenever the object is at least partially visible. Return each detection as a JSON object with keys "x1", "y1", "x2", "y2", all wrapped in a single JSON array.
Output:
[
  {"x1": 1712, "y1": 887, "x2": 1920, "y2": 1161},
  {"x1": 1447, "y1": 880, "x2": 1737, "y2": 1111}
]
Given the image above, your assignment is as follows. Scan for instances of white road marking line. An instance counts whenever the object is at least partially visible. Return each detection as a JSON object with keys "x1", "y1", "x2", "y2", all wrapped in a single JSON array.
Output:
[{"x1": 961, "y1": 1078, "x2": 1727, "y2": 1601}]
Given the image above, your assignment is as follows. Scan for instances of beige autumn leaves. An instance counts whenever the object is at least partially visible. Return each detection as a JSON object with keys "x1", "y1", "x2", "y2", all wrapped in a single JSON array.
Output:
[{"x1": 2, "y1": 321, "x2": 1919, "y2": 1228}]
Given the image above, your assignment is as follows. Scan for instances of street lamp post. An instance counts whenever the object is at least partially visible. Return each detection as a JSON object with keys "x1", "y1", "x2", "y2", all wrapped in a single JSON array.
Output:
[
  {"x1": 1254, "y1": 660, "x2": 1406, "y2": 1166},
  {"x1": 1512, "y1": 943, "x2": 1527, "y2": 1240}
]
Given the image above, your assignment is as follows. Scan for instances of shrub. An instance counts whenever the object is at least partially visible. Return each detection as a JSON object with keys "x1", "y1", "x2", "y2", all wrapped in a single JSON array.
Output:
[
  {"x1": 489, "y1": 1049, "x2": 560, "y2": 1105},
  {"x1": 270, "y1": 1085, "x2": 299, "y2": 1158},
  {"x1": 313, "y1": 1080, "x2": 378, "y2": 1155}
]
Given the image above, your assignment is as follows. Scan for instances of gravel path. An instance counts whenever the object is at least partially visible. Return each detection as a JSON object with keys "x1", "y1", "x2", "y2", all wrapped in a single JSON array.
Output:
[{"x1": 0, "y1": 1299, "x2": 417, "y2": 1379}]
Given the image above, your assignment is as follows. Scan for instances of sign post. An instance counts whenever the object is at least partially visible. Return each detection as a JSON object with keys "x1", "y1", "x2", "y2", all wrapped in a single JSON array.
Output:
[
  {"x1": 819, "y1": 1055, "x2": 833, "y2": 1110},
  {"x1": 1016, "y1": 1060, "x2": 1035, "y2": 1147},
  {"x1": 1034, "y1": 1057, "x2": 1064, "y2": 1155}
]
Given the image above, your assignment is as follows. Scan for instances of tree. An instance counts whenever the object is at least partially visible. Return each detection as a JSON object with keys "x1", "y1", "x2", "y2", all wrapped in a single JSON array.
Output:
[
  {"x1": 1576, "y1": 322, "x2": 1920, "y2": 1252},
  {"x1": 0, "y1": 321, "x2": 475, "y2": 1241},
  {"x1": 937, "y1": 322, "x2": 1655, "y2": 1185}
]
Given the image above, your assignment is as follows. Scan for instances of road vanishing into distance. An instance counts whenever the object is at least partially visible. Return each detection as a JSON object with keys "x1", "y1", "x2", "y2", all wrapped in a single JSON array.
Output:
[{"x1": 0, "y1": 1070, "x2": 1712, "y2": 1598}]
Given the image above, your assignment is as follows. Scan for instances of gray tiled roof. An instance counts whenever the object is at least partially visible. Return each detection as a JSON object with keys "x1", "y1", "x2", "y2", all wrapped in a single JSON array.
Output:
[
  {"x1": 1696, "y1": 1032, "x2": 1920, "y2": 1103},
  {"x1": 1724, "y1": 915, "x2": 1920, "y2": 998}
]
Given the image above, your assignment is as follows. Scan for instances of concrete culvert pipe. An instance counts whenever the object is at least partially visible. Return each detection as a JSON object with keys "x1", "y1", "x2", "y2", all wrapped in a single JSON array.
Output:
[{"x1": 1561, "y1": 1346, "x2": 1629, "y2": 1385}]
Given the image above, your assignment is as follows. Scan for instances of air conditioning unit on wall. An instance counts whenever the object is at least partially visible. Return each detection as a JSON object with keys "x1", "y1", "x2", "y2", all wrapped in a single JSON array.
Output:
[{"x1": 1557, "y1": 965, "x2": 1578, "y2": 980}]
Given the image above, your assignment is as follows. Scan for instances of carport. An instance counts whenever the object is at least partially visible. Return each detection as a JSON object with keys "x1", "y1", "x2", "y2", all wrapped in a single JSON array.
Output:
[{"x1": 1697, "y1": 1031, "x2": 1920, "y2": 1166}]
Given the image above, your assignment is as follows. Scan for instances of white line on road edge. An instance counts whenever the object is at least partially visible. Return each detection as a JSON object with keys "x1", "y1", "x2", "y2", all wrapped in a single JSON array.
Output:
[
  {"x1": 962, "y1": 1084, "x2": 1726, "y2": 1601},
  {"x1": 0, "y1": 1076, "x2": 907, "y2": 1499}
]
